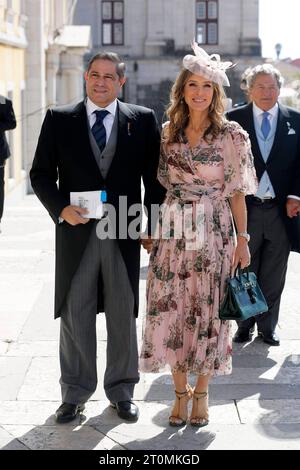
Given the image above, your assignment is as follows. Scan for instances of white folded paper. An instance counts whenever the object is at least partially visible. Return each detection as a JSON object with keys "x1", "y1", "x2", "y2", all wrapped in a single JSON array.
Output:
[{"x1": 70, "y1": 191, "x2": 104, "y2": 219}]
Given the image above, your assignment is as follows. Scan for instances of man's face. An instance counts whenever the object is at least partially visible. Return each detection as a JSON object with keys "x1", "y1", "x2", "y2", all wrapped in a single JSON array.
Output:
[
  {"x1": 249, "y1": 73, "x2": 280, "y2": 111},
  {"x1": 84, "y1": 59, "x2": 126, "y2": 107}
]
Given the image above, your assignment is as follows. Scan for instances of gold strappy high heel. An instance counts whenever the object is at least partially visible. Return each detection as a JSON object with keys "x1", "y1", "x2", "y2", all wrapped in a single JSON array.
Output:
[
  {"x1": 169, "y1": 385, "x2": 193, "y2": 427},
  {"x1": 190, "y1": 390, "x2": 209, "y2": 427}
]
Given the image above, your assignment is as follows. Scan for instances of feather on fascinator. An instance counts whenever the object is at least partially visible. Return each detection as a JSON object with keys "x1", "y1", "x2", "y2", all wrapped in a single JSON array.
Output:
[{"x1": 182, "y1": 40, "x2": 234, "y2": 87}]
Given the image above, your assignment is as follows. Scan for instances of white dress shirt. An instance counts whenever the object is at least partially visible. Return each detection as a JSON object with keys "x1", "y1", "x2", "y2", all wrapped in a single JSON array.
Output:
[{"x1": 86, "y1": 97, "x2": 117, "y2": 144}]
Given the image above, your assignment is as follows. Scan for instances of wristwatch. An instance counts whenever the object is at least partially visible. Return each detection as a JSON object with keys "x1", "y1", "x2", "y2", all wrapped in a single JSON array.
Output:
[{"x1": 237, "y1": 232, "x2": 250, "y2": 242}]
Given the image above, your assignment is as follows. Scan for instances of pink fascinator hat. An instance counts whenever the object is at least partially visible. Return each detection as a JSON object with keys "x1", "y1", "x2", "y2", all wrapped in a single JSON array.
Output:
[{"x1": 183, "y1": 40, "x2": 234, "y2": 87}]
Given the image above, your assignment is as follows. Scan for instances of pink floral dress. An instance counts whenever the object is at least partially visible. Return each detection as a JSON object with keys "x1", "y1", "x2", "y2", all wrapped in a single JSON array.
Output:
[{"x1": 140, "y1": 121, "x2": 258, "y2": 376}]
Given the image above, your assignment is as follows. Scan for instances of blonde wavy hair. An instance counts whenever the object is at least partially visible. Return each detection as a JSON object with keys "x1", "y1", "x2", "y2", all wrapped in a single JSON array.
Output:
[{"x1": 164, "y1": 68, "x2": 227, "y2": 144}]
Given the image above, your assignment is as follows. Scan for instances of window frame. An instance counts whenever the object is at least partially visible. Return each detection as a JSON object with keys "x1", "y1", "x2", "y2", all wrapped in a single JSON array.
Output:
[
  {"x1": 102, "y1": 0, "x2": 124, "y2": 46},
  {"x1": 196, "y1": 0, "x2": 218, "y2": 45}
]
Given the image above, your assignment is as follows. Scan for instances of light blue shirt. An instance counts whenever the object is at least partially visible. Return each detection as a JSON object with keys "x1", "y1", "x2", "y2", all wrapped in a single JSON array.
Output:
[{"x1": 253, "y1": 102, "x2": 278, "y2": 199}]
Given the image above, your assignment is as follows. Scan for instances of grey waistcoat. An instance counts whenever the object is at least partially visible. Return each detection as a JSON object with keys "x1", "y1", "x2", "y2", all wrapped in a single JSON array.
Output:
[{"x1": 88, "y1": 111, "x2": 119, "y2": 180}]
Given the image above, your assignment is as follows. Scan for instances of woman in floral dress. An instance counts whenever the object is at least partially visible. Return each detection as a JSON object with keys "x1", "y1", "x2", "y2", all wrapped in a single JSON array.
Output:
[{"x1": 140, "y1": 43, "x2": 258, "y2": 427}]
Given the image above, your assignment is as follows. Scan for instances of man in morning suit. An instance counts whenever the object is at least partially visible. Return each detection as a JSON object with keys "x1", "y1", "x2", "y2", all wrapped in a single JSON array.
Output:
[
  {"x1": 227, "y1": 64, "x2": 300, "y2": 346},
  {"x1": 30, "y1": 52, "x2": 166, "y2": 423},
  {"x1": 0, "y1": 95, "x2": 16, "y2": 232}
]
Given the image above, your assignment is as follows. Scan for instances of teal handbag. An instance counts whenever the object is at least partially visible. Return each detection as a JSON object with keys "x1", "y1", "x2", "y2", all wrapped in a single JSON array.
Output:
[{"x1": 219, "y1": 265, "x2": 268, "y2": 321}]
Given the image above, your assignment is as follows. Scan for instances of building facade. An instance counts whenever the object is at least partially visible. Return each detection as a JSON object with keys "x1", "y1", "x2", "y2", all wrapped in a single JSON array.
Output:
[
  {"x1": 24, "y1": 0, "x2": 91, "y2": 193},
  {"x1": 1, "y1": 0, "x2": 91, "y2": 200},
  {"x1": 74, "y1": 0, "x2": 262, "y2": 122},
  {"x1": 0, "y1": 0, "x2": 27, "y2": 200}
]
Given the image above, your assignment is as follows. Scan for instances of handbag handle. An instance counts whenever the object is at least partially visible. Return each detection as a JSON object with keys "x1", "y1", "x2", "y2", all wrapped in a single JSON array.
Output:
[{"x1": 234, "y1": 264, "x2": 250, "y2": 282}]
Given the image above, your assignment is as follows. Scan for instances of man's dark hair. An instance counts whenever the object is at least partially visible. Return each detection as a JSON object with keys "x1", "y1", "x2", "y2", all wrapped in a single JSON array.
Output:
[{"x1": 87, "y1": 52, "x2": 126, "y2": 78}]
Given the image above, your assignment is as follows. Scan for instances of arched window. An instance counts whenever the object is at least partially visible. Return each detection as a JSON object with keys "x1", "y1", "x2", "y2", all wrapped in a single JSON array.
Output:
[{"x1": 196, "y1": 1, "x2": 218, "y2": 45}]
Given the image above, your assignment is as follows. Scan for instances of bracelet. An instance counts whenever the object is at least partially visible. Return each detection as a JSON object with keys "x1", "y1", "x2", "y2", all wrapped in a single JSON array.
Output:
[{"x1": 237, "y1": 232, "x2": 250, "y2": 242}]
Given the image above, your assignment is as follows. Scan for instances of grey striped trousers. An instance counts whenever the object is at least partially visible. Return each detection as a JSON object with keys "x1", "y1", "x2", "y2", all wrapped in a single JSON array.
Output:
[{"x1": 59, "y1": 225, "x2": 139, "y2": 404}]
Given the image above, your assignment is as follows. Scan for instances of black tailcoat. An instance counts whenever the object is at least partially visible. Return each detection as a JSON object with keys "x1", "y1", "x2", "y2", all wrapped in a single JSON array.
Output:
[
  {"x1": 30, "y1": 100, "x2": 166, "y2": 318},
  {"x1": 0, "y1": 95, "x2": 16, "y2": 164},
  {"x1": 227, "y1": 103, "x2": 300, "y2": 253}
]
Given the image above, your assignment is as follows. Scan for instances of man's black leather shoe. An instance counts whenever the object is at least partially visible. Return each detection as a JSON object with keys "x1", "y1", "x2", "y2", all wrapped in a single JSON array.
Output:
[
  {"x1": 55, "y1": 402, "x2": 85, "y2": 423},
  {"x1": 110, "y1": 400, "x2": 139, "y2": 422},
  {"x1": 258, "y1": 331, "x2": 280, "y2": 346},
  {"x1": 233, "y1": 327, "x2": 254, "y2": 343}
]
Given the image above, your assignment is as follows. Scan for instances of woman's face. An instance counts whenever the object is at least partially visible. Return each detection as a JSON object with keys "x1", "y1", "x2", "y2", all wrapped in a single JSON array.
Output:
[{"x1": 183, "y1": 74, "x2": 214, "y2": 113}]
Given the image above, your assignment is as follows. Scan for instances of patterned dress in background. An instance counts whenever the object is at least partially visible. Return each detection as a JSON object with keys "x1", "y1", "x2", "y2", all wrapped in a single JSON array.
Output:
[{"x1": 140, "y1": 121, "x2": 258, "y2": 376}]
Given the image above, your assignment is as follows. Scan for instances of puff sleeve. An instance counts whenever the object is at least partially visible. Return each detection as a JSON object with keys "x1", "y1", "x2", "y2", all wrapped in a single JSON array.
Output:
[{"x1": 222, "y1": 121, "x2": 258, "y2": 198}]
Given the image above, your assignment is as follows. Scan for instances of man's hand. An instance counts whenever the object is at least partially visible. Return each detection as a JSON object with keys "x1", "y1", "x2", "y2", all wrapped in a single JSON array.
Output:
[
  {"x1": 286, "y1": 198, "x2": 300, "y2": 218},
  {"x1": 60, "y1": 205, "x2": 90, "y2": 226},
  {"x1": 140, "y1": 234, "x2": 153, "y2": 254}
]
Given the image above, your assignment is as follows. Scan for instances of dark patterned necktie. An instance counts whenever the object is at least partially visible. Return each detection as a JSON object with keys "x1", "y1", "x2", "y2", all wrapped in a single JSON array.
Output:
[{"x1": 92, "y1": 110, "x2": 109, "y2": 152}]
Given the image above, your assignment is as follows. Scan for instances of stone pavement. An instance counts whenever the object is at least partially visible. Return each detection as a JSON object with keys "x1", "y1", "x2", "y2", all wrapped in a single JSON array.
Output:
[{"x1": 0, "y1": 194, "x2": 300, "y2": 450}]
